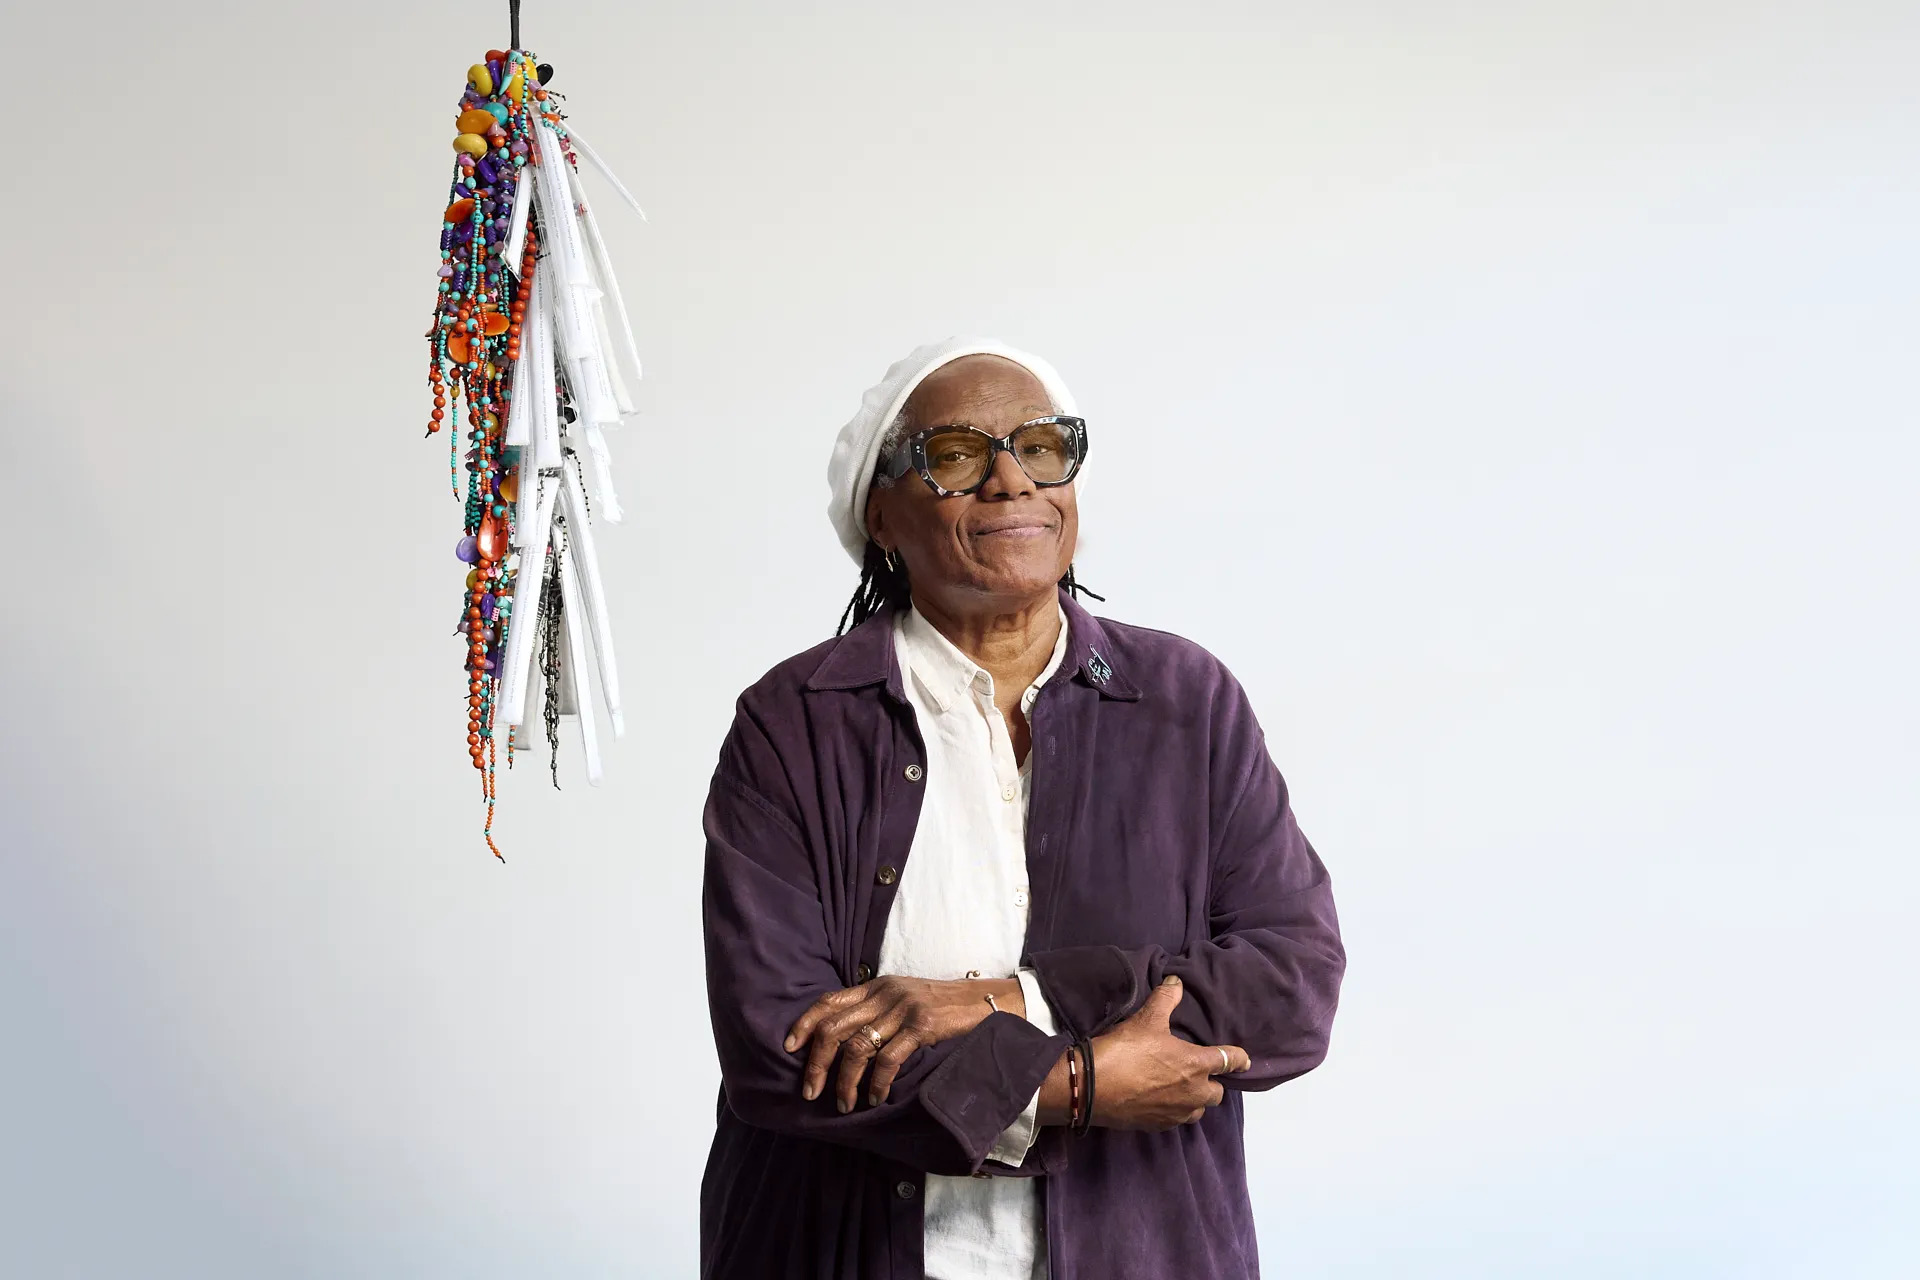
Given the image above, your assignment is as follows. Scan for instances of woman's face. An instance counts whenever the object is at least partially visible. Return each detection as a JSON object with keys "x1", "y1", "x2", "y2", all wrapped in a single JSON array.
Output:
[{"x1": 866, "y1": 355, "x2": 1078, "y2": 616}]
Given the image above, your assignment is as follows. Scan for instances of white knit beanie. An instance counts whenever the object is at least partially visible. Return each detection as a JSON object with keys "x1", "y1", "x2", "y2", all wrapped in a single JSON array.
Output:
[{"x1": 825, "y1": 336, "x2": 1078, "y2": 566}]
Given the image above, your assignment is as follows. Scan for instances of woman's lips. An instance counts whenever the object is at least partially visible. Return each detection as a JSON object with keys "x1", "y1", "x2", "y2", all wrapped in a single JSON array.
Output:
[{"x1": 970, "y1": 519, "x2": 1055, "y2": 539}]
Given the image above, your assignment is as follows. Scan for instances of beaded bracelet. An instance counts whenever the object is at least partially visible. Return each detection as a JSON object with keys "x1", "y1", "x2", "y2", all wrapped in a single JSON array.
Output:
[
  {"x1": 1071, "y1": 1038, "x2": 1097, "y2": 1137},
  {"x1": 1066, "y1": 1043, "x2": 1082, "y2": 1130}
]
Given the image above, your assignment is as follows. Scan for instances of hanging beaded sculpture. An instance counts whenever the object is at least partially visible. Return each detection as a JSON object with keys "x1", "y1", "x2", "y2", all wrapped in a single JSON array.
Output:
[{"x1": 425, "y1": 46, "x2": 644, "y2": 859}]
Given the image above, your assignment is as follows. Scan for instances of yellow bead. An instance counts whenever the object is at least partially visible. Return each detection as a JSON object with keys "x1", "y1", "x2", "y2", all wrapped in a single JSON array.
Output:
[
  {"x1": 453, "y1": 133, "x2": 488, "y2": 156},
  {"x1": 468, "y1": 63, "x2": 493, "y2": 95},
  {"x1": 456, "y1": 108, "x2": 497, "y2": 135}
]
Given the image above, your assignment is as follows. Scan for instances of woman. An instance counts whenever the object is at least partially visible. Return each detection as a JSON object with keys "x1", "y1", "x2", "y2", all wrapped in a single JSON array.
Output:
[{"x1": 701, "y1": 337, "x2": 1344, "y2": 1279}]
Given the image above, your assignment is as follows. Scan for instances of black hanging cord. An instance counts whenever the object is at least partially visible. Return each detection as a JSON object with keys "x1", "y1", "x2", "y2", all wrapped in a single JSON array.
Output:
[{"x1": 510, "y1": 0, "x2": 522, "y2": 51}]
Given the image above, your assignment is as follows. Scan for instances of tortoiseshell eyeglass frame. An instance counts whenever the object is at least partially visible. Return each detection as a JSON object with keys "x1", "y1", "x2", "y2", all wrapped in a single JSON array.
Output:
[{"x1": 875, "y1": 416, "x2": 1089, "y2": 498}]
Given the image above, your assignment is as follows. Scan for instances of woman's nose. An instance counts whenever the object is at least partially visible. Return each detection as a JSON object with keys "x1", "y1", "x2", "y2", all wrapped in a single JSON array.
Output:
[{"x1": 978, "y1": 441, "x2": 1033, "y2": 499}]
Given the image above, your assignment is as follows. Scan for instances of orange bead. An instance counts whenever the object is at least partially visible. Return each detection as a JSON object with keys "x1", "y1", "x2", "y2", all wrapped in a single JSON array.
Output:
[{"x1": 477, "y1": 515, "x2": 505, "y2": 562}]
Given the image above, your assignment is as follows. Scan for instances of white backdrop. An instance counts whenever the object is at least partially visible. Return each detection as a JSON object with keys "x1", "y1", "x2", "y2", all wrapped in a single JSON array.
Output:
[{"x1": 3, "y1": 2, "x2": 1914, "y2": 1276}]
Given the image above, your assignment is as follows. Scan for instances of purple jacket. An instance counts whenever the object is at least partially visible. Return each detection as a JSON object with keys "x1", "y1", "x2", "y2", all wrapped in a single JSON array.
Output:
[{"x1": 701, "y1": 592, "x2": 1344, "y2": 1279}]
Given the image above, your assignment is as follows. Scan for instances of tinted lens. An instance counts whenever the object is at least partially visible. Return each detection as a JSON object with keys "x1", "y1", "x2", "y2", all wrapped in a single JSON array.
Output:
[
  {"x1": 922, "y1": 429, "x2": 993, "y2": 490},
  {"x1": 1010, "y1": 420, "x2": 1077, "y2": 484}
]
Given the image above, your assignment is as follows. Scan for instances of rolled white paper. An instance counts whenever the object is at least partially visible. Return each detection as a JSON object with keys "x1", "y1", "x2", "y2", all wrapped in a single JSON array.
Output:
[
  {"x1": 580, "y1": 418, "x2": 622, "y2": 524},
  {"x1": 560, "y1": 454, "x2": 623, "y2": 733},
  {"x1": 530, "y1": 270, "x2": 562, "y2": 472},
  {"x1": 568, "y1": 162, "x2": 643, "y2": 405},
  {"x1": 566, "y1": 127, "x2": 649, "y2": 222},
  {"x1": 503, "y1": 171, "x2": 533, "y2": 273},
  {"x1": 556, "y1": 532, "x2": 603, "y2": 786},
  {"x1": 499, "y1": 477, "x2": 558, "y2": 728},
  {"x1": 531, "y1": 121, "x2": 611, "y2": 427}
]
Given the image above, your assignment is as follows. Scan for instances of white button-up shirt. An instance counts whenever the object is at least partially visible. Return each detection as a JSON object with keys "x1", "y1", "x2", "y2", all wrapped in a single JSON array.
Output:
[{"x1": 878, "y1": 604, "x2": 1068, "y2": 1280}]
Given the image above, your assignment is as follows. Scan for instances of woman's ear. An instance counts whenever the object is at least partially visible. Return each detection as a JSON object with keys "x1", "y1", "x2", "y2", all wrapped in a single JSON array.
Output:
[{"x1": 864, "y1": 490, "x2": 889, "y2": 551}]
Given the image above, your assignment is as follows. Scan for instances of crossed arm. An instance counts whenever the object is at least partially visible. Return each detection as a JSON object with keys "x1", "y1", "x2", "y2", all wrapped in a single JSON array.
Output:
[
  {"x1": 785, "y1": 969, "x2": 1254, "y2": 1132},
  {"x1": 703, "y1": 704, "x2": 1343, "y2": 1169}
]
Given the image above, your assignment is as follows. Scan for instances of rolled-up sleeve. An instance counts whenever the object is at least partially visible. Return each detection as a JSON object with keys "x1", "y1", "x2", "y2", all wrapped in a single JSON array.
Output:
[{"x1": 703, "y1": 711, "x2": 1070, "y2": 1175}]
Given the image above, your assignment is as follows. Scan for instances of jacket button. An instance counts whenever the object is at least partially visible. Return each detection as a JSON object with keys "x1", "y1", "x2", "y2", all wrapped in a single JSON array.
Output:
[
  {"x1": 855, "y1": 964, "x2": 873, "y2": 983},
  {"x1": 904, "y1": 764, "x2": 924, "y2": 782},
  {"x1": 876, "y1": 865, "x2": 898, "y2": 886},
  {"x1": 895, "y1": 1180, "x2": 917, "y2": 1200}
]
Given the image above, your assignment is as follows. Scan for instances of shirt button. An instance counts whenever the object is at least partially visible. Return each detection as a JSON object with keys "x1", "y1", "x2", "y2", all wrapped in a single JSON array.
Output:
[
  {"x1": 1014, "y1": 889, "x2": 1029, "y2": 908},
  {"x1": 876, "y1": 865, "x2": 898, "y2": 886},
  {"x1": 855, "y1": 964, "x2": 873, "y2": 983},
  {"x1": 904, "y1": 764, "x2": 924, "y2": 782},
  {"x1": 896, "y1": 1180, "x2": 918, "y2": 1200},
  {"x1": 1001, "y1": 785, "x2": 1016, "y2": 802}
]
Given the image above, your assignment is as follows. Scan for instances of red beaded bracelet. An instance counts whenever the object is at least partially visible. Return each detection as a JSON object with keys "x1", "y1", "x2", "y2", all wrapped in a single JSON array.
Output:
[{"x1": 1066, "y1": 1043, "x2": 1083, "y2": 1129}]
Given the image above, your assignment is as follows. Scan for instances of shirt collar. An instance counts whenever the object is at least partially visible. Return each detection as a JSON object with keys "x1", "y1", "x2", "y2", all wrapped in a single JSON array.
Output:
[
  {"x1": 896, "y1": 602, "x2": 1071, "y2": 715},
  {"x1": 805, "y1": 589, "x2": 1141, "y2": 703}
]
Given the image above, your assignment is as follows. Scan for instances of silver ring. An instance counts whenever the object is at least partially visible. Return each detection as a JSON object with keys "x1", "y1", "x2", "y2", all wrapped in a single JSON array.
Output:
[{"x1": 1219, "y1": 1047, "x2": 1231, "y2": 1074}]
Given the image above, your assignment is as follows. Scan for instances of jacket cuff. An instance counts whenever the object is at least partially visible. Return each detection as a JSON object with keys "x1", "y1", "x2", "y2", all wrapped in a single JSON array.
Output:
[
  {"x1": 1024, "y1": 944, "x2": 1151, "y2": 1039},
  {"x1": 917, "y1": 1013, "x2": 1069, "y2": 1173}
]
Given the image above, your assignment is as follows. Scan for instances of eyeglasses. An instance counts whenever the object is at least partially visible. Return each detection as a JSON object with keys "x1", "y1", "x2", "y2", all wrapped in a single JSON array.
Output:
[{"x1": 877, "y1": 416, "x2": 1089, "y2": 498}]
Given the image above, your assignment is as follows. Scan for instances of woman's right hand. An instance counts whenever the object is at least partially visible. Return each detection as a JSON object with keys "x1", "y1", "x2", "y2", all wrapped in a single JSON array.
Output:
[{"x1": 1088, "y1": 976, "x2": 1250, "y2": 1131}]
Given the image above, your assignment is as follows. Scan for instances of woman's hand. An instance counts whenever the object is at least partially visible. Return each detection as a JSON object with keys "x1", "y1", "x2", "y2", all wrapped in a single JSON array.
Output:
[
  {"x1": 1086, "y1": 976, "x2": 1250, "y2": 1131},
  {"x1": 786, "y1": 975, "x2": 1025, "y2": 1113}
]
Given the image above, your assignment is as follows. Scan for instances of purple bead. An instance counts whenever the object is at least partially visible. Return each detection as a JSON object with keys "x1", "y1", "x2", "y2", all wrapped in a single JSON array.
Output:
[
  {"x1": 477, "y1": 156, "x2": 500, "y2": 186},
  {"x1": 480, "y1": 592, "x2": 497, "y2": 620},
  {"x1": 456, "y1": 535, "x2": 480, "y2": 564},
  {"x1": 437, "y1": 264, "x2": 454, "y2": 278},
  {"x1": 510, "y1": 140, "x2": 528, "y2": 156}
]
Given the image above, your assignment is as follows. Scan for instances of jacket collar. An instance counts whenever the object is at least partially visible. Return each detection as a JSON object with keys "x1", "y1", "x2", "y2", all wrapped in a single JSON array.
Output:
[{"x1": 805, "y1": 589, "x2": 1141, "y2": 702}]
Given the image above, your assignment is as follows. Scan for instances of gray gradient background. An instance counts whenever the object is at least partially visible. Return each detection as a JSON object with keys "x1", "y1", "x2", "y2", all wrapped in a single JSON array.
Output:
[{"x1": 3, "y1": 2, "x2": 1915, "y2": 1276}]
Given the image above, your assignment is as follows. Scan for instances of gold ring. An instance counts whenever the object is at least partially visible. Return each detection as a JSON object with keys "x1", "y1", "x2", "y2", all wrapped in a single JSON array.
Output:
[
  {"x1": 862, "y1": 1024, "x2": 886, "y2": 1051},
  {"x1": 1219, "y1": 1048, "x2": 1232, "y2": 1074}
]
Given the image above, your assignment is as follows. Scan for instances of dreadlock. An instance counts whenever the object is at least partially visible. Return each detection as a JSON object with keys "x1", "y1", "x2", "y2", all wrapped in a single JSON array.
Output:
[{"x1": 836, "y1": 541, "x2": 1105, "y2": 636}]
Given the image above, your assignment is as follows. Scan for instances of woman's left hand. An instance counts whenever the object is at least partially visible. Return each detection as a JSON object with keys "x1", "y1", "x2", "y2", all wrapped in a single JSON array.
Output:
[{"x1": 786, "y1": 975, "x2": 1024, "y2": 1112}]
